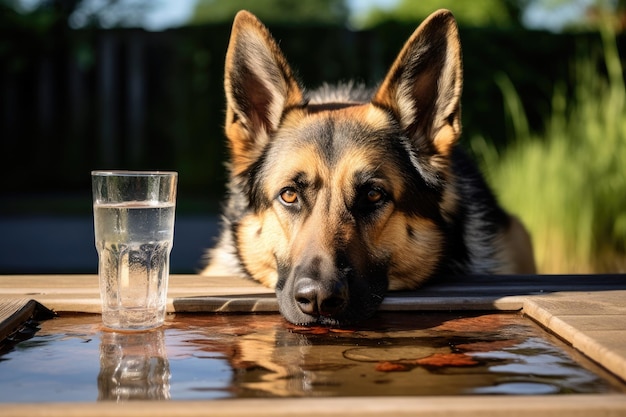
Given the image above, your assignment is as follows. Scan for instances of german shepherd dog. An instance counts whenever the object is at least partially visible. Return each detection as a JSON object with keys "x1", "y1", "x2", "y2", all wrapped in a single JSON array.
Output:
[{"x1": 202, "y1": 9, "x2": 536, "y2": 326}]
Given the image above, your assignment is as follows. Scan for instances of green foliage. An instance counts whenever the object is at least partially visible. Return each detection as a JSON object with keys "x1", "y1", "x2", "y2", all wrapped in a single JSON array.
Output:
[
  {"x1": 471, "y1": 27, "x2": 626, "y2": 273},
  {"x1": 191, "y1": 0, "x2": 350, "y2": 26},
  {"x1": 356, "y1": 0, "x2": 526, "y2": 29}
]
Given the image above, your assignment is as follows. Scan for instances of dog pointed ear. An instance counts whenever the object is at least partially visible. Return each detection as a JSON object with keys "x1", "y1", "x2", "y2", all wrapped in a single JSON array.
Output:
[
  {"x1": 373, "y1": 9, "x2": 462, "y2": 156},
  {"x1": 224, "y1": 10, "x2": 304, "y2": 175}
]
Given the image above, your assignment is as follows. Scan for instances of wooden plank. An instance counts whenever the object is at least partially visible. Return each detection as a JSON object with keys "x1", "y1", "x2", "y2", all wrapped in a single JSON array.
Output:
[
  {"x1": 0, "y1": 275, "x2": 275, "y2": 313},
  {"x1": 0, "y1": 274, "x2": 625, "y2": 314},
  {"x1": 523, "y1": 291, "x2": 626, "y2": 383},
  {"x1": 0, "y1": 298, "x2": 56, "y2": 342},
  {"x1": 2, "y1": 394, "x2": 626, "y2": 417}
]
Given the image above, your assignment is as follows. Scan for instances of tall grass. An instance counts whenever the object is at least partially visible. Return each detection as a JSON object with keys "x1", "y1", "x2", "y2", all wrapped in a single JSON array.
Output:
[{"x1": 471, "y1": 29, "x2": 626, "y2": 273}]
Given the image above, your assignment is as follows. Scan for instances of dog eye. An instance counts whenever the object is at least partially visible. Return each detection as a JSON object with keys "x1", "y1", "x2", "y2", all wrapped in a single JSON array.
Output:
[
  {"x1": 366, "y1": 189, "x2": 383, "y2": 204},
  {"x1": 279, "y1": 188, "x2": 298, "y2": 205},
  {"x1": 356, "y1": 186, "x2": 387, "y2": 211}
]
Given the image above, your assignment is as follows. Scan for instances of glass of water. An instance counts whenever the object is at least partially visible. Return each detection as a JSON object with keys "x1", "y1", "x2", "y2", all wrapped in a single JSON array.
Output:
[{"x1": 92, "y1": 170, "x2": 177, "y2": 330}]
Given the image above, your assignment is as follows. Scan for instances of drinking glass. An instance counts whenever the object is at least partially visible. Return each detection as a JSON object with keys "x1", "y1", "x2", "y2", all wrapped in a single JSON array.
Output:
[{"x1": 92, "y1": 170, "x2": 177, "y2": 330}]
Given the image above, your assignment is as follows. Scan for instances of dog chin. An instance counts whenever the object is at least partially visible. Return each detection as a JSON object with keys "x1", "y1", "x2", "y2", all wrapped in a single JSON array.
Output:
[
  {"x1": 276, "y1": 299, "x2": 330, "y2": 326},
  {"x1": 279, "y1": 308, "x2": 354, "y2": 327},
  {"x1": 276, "y1": 295, "x2": 384, "y2": 327}
]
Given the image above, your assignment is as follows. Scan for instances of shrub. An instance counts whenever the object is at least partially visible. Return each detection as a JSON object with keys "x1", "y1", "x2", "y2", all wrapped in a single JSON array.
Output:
[{"x1": 471, "y1": 28, "x2": 626, "y2": 273}]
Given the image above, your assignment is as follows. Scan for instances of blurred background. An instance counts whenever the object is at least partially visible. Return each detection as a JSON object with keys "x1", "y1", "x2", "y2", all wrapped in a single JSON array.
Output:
[{"x1": 0, "y1": 0, "x2": 624, "y2": 274}]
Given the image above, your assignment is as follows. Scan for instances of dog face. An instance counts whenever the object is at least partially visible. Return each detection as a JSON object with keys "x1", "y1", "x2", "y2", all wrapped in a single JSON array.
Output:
[{"x1": 221, "y1": 10, "x2": 463, "y2": 325}]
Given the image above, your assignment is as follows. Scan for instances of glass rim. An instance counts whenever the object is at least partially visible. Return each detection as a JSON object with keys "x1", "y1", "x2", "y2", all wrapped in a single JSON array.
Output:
[{"x1": 91, "y1": 170, "x2": 177, "y2": 177}]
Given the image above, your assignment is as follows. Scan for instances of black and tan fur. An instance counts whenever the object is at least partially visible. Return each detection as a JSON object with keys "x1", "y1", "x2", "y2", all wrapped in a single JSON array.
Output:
[{"x1": 202, "y1": 9, "x2": 535, "y2": 326}]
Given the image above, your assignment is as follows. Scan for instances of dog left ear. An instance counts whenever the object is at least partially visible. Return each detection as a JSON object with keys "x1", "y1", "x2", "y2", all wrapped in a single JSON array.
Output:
[
  {"x1": 224, "y1": 11, "x2": 305, "y2": 176},
  {"x1": 372, "y1": 9, "x2": 462, "y2": 156}
]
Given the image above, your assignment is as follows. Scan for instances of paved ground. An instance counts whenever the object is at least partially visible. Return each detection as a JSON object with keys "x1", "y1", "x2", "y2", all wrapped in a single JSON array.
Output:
[{"x1": 0, "y1": 215, "x2": 220, "y2": 274}]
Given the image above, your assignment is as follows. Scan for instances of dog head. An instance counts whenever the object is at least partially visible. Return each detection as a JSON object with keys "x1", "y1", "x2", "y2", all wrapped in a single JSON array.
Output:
[{"x1": 222, "y1": 10, "x2": 463, "y2": 325}]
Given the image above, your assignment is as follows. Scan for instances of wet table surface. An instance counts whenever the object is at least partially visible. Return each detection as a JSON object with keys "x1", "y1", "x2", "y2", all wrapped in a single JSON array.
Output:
[
  {"x1": 2, "y1": 274, "x2": 626, "y2": 417},
  {"x1": 1, "y1": 311, "x2": 624, "y2": 403}
]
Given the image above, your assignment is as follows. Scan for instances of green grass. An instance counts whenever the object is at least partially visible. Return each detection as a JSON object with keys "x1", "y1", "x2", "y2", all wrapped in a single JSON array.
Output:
[{"x1": 471, "y1": 29, "x2": 626, "y2": 273}]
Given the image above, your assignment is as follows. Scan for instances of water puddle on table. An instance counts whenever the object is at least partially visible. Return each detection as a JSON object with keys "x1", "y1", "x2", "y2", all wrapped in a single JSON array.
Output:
[{"x1": 0, "y1": 311, "x2": 624, "y2": 402}]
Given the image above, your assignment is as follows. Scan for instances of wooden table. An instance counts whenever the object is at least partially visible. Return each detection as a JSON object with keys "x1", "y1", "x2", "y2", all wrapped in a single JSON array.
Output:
[{"x1": 1, "y1": 273, "x2": 626, "y2": 417}]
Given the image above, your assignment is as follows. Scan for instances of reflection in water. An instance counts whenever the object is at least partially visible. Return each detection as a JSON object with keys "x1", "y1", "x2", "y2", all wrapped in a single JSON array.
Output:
[
  {"x1": 170, "y1": 313, "x2": 624, "y2": 398},
  {"x1": 0, "y1": 312, "x2": 623, "y2": 403},
  {"x1": 98, "y1": 330, "x2": 170, "y2": 401}
]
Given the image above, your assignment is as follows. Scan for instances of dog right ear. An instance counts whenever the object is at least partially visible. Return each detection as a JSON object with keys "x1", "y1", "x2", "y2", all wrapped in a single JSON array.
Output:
[
  {"x1": 372, "y1": 9, "x2": 462, "y2": 158},
  {"x1": 224, "y1": 11, "x2": 304, "y2": 176}
]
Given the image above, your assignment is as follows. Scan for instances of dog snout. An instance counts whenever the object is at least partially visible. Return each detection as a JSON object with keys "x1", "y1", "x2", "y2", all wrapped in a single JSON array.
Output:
[{"x1": 294, "y1": 277, "x2": 348, "y2": 318}]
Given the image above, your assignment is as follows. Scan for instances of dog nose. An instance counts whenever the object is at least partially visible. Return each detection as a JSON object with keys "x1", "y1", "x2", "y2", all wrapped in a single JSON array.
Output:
[{"x1": 294, "y1": 277, "x2": 347, "y2": 317}]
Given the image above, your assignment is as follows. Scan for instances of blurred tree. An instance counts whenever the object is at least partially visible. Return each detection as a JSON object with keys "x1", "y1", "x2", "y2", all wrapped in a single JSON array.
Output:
[
  {"x1": 519, "y1": 0, "x2": 625, "y2": 32},
  {"x1": 64, "y1": 0, "x2": 159, "y2": 29},
  {"x1": 1, "y1": 0, "x2": 79, "y2": 31},
  {"x1": 355, "y1": 0, "x2": 529, "y2": 28},
  {"x1": 570, "y1": 0, "x2": 626, "y2": 32},
  {"x1": 1, "y1": 0, "x2": 167, "y2": 30},
  {"x1": 190, "y1": 0, "x2": 350, "y2": 26}
]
